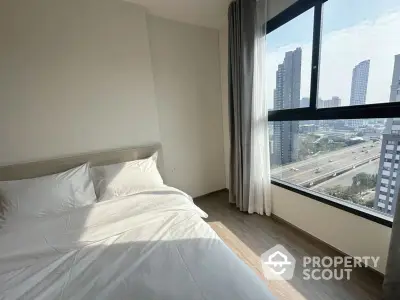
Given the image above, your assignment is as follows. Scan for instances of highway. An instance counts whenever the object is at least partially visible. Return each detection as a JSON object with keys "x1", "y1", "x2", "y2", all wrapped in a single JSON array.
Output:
[
  {"x1": 312, "y1": 160, "x2": 380, "y2": 190},
  {"x1": 271, "y1": 141, "x2": 381, "y2": 186}
]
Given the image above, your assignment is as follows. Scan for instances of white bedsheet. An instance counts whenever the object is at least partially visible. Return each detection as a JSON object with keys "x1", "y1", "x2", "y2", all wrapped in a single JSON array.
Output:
[{"x1": 0, "y1": 187, "x2": 274, "y2": 300}]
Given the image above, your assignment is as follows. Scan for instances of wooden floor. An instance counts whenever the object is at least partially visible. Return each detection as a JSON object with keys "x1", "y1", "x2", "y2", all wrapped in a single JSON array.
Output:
[{"x1": 194, "y1": 190, "x2": 383, "y2": 300}]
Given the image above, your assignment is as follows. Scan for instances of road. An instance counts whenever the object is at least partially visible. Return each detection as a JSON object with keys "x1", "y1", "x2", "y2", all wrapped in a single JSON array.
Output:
[
  {"x1": 311, "y1": 160, "x2": 380, "y2": 190},
  {"x1": 271, "y1": 141, "x2": 381, "y2": 185}
]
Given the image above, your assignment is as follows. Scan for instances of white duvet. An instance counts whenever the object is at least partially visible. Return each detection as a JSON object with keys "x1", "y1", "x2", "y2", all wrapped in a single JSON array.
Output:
[{"x1": 0, "y1": 187, "x2": 274, "y2": 300}]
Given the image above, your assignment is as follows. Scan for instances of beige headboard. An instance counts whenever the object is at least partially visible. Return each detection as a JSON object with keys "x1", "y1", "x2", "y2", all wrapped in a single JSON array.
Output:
[{"x1": 0, "y1": 143, "x2": 163, "y2": 181}]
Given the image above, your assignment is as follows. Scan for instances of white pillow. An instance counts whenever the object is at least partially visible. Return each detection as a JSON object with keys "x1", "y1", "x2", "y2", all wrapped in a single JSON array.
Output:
[
  {"x1": 0, "y1": 163, "x2": 97, "y2": 220},
  {"x1": 91, "y1": 152, "x2": 163, "y2": 201}
]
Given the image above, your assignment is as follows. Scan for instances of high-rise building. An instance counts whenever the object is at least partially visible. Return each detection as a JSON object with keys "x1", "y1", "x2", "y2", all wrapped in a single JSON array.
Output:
[
  {"x1": 389, "y1": 55, "x2": 400, "y2": 104},
  {"x1": 374, "y1": 54, "x2": 400, "y2": 216},
  {"x1": 348, "y1": 60, "x2": 370, "y2": 128},
  {"x1": 350, "y1": 60, "x2": 370, "y2": 106},
  {"x1": 272, "y1": 48, "x2": 301, "y2": 165}
]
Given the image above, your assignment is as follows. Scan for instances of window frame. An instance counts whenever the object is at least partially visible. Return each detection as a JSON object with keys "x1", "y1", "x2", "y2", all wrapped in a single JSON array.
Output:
[{"x1": 266, "y1": 0, "x2": 398, "y2": 227}]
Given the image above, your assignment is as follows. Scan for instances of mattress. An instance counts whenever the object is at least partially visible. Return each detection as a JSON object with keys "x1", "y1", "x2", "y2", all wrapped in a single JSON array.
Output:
[{"x1": 0, "y1": 187, "x2": 274, "y2": 300}]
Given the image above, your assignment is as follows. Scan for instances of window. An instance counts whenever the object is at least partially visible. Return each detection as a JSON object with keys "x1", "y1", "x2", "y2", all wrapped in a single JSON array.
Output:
[
  {"x1": 267, "y1": 0, "x2": 400, "y2": 227},
  {"x1": 271, "y1": 118, "x2": 392, "y2": 217},
  {"x1": 318, "y1": 0, "x2": 400, "y2": 109}
]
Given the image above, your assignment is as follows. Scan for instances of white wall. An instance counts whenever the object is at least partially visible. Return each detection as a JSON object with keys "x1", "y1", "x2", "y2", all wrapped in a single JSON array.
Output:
[
  {"x1": 148, "y1": 16, "x2": 226, "y2": 197},
  {"x1": 0, "y1": 0, "x2": 226, "y2": 198},
  {"x1": 0, "y1": 0, "x2": 160, "y2": 163},
  {"x1": 273, "y1": 186, "x2": 391, "y2": 273},
  {"x1": 219, "y1": 0, "x2": 392, "y2": 274}
]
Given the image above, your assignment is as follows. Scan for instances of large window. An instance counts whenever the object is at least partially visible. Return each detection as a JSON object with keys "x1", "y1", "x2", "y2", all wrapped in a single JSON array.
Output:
[
  {"x1": 267, "y1": 0, "x2": 400, "y2": 226},
  {"x1": 270, "y1": 118, "x2": 399, "y2": 217},
  {"x1": 318, "y1": 0, "x2": 400, "y2": 108}
]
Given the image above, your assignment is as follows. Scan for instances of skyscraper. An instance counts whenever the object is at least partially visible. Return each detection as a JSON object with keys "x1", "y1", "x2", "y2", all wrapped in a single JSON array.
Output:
[
  {"x1": 350, "y1": 60, "x2": 370, "y2": 106},
  {"x1": 349, "y1": 60, "x2": 370, "y2": 128},
  {"x1": 389, "y1": 55, "x2": 400, "y2": 104},
  {"x1": 272, "y1": 48, "x2": 301, "y2": 165},
  {"x1": 374, "y1": 54, "x2": 400, "y2": 216}
]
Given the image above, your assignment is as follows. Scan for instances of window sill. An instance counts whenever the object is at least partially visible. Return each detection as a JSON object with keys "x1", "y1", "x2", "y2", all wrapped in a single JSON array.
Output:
[{"x1": 271, "y1": 178, "x2": 393, "y2": 228}]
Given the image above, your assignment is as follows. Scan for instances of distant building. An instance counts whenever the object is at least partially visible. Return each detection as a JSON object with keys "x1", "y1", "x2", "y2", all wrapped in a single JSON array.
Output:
[
  {"x1": 332, "y1": 120, "x2": 347, "y2": 129},
  {"x1": 348, "y1": 60, "x2": 370, "y2": 128},
  {"x1": 389, "y1": 56, "x2": 400, "y2": 104},
  {"x1": 272, "y1": 48, "x2": 301, "y2": 165},
  {"x1": 319, "y1": 97, "x2": 341, "y2": 126},
  {"x1": 317, "y1": 98, "x2": 324, "y2": 108},
  {"x1": 350, "y1": 60, "x2": 370, "y2": 106},
  {"x1": 318, "y1": 97, "x2": 341, "y2": 108},
  {"x1": 374, "y1": 54, "x2": 400, "y2": 216},
  {"x1": 330, "y1": 96, "x2": 341, "y2": 108},
  {"x1": 301, "y1": 97, "x2": 341, "y2": 109},
  {"x1": 299, "y1": 124, "x2": 317, "y2": 133},
  {"x1": 300, "y1": 97, "x2": 309, "y2": 108}
]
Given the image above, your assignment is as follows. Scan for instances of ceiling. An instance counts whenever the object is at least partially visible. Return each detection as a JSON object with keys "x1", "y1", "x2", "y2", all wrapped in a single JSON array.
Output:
[{"x1": 124, "y1": 0, "x2": 232, "y2": 29}]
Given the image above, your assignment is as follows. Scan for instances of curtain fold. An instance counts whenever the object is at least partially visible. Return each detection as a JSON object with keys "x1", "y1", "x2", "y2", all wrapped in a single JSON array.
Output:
[
  {"x1": 383, "y1": 200, "x2": 400, "y2": 299},
  {"x1": 228, "y1": 0, "x2": 271, "y2": 215}
]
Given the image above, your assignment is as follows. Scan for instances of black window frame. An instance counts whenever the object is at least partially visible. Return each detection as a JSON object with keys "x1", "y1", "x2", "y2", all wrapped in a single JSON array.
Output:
[{"x1": 267, "y1": 0, "x2": 398, "y2": 228}]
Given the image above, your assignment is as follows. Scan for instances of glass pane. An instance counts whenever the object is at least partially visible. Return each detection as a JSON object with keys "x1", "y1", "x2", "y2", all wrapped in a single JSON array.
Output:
[
  {"x1": 318, "y1": 0, "x2": 400, "y2": 109},
  {"x1": 270, "y1": 118, "x2": 399, "y2": 218},
  {"x1": 267, "y1": 8, "x2": 314, "y2": 111}
]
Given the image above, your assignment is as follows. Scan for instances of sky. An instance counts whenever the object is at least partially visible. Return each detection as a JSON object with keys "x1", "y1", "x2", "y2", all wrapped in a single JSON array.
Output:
[{"x1": 266, "y1": 0, "x2": 400, "y2": 108}]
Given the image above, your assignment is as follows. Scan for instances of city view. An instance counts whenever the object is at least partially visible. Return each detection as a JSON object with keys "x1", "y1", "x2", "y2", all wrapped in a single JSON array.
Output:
[{"x1": 268, "y1": 0, "x2": 400, "y2": 217}]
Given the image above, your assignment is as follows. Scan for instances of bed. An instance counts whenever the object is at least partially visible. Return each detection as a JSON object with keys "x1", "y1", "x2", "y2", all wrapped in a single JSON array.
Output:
[{"x1": 0, "y1": 144, "x2": 274, "y2": 300}]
